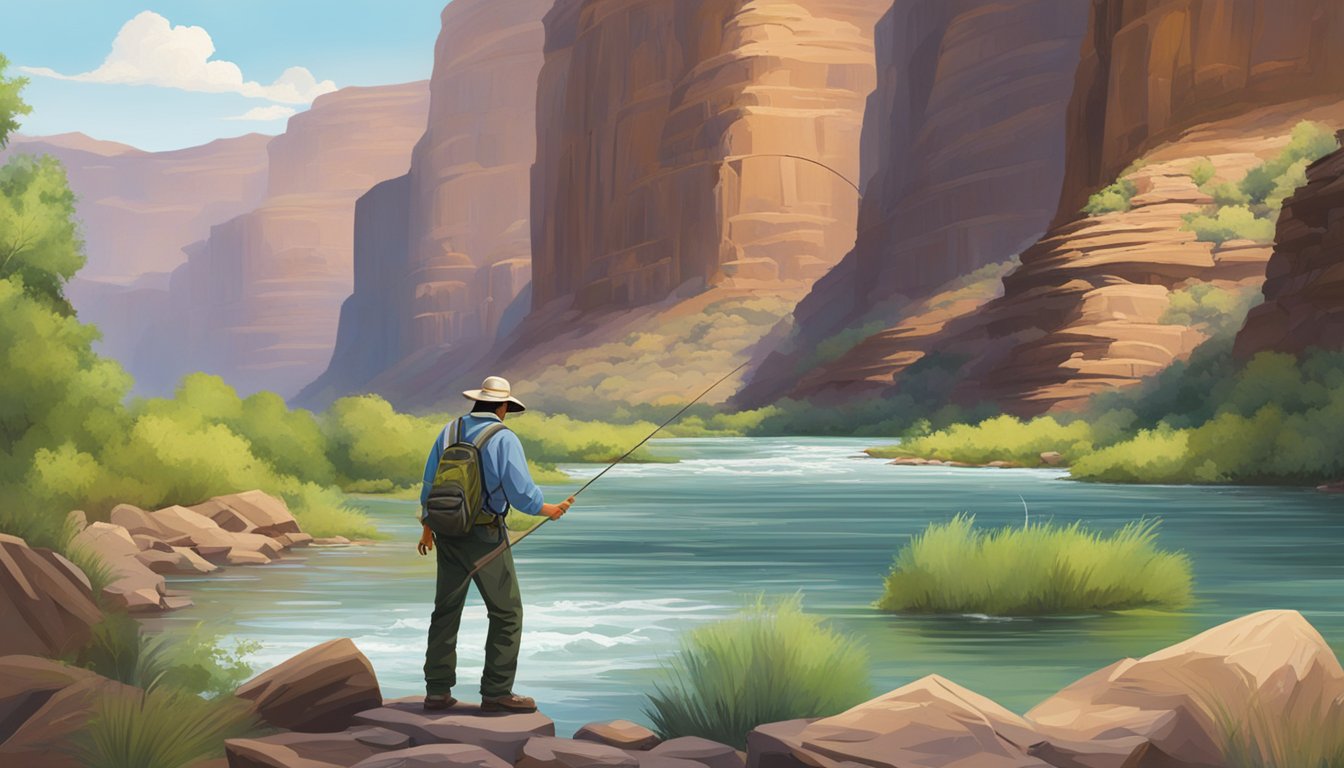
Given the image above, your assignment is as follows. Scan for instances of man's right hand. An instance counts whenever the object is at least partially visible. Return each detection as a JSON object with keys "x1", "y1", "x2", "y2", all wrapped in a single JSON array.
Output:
[{"x1": 539, "y1": 496, "x2": 575, "y2": 521}]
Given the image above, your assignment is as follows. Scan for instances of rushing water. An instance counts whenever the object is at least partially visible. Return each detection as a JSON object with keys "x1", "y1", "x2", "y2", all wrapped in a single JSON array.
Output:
[{"x1": 151, "y1": 437, "x2": 1344, "y2": 734}]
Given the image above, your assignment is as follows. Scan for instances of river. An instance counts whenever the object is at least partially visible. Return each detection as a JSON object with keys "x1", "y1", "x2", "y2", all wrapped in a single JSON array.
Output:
[{"x1": 152, "y1": 437, "x2": 1344, "y2": 734}]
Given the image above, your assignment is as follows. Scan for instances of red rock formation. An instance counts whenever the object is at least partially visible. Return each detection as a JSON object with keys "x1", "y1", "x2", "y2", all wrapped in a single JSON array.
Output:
[
  {"x1": 1057, "y1": 0, "x2": 1344, "y2": 221},
  {"x1": 736, "y1": 0, "x2": 1089, "y2": 406},
  {"x1": 167, "y1": 83, "x2": 429, "y2": 397},
  {"x1": 1235, "y1": 133, "x2": 1344, "y2": 357},
  {"x1": 530, "y1": 0, "x2": 885, "y2": 313},
  {"x1": 302, "y1": 0, "x2": 549, "y2": 404}
]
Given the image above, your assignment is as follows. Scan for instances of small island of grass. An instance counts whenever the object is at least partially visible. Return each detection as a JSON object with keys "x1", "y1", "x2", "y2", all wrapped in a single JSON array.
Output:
[{"x1": 877, "y1": 515, "x2": 1192, "y2": 616}]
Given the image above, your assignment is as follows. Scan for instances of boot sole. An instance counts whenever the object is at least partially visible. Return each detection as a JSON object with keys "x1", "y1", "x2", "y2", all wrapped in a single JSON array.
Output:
[{"x1": 423, "y1": 697, "x2": 458, "y2": 711}]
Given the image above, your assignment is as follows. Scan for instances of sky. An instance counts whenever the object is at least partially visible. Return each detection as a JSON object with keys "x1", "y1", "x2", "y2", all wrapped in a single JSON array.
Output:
[{"x1": 0, "y1": 1, "x2": 447, "y2": 151}]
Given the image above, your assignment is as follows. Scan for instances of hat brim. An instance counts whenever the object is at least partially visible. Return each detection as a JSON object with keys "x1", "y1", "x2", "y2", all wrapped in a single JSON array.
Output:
[{"x1": 462, "y1": 390, "x2": 527, "y2": 412}]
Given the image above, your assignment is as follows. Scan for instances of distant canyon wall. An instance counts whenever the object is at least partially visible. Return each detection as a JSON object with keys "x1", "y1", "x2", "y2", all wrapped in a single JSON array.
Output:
[
  {"x1": 529, "y1": 0, "x2": 886, "y2": 314},
  {"x1": 301, "y1": 0, "x2": 550, "y2": 405},
  {"x1": 159, "y1": 83, "x2": 429, "y2": 398}
]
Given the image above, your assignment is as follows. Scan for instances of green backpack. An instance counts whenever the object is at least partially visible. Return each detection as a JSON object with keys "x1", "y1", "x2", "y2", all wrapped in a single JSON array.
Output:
[{"x1": 424, "y1": 419, "x2": 509, "y2": 538}]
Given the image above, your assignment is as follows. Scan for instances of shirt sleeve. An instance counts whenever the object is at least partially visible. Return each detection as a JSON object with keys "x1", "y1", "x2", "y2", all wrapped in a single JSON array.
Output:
[
  {"x1": 418, "y1": 426, "x2": 448, "y2": 522},
  {"x1": 493, "y1": 430, "x2": 545, "y2": 516}
]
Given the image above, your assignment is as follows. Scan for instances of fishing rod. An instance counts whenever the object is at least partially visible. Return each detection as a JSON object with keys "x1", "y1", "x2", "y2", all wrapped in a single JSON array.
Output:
[{"x1": 459, "y1": 361, "x2": 749, "y2": 581}]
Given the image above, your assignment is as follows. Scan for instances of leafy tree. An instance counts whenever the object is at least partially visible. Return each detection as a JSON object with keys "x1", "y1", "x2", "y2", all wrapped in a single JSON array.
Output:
[{"x1": 0, "y1": 53, "x2": 31, "y2": 147}]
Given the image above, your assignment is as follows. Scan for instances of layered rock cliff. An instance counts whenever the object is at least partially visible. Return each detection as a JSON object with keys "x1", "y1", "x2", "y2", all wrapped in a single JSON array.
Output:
[
  {"x1": 161, "y1": 83, "x2": 428, "y2": 398},
  {"x1": 755, "y1": 0, "x2": 1344, "y2": 414},
  {"x1": 1236, "y1": 132, "x2": 1344, "y2": 358},
  {"x1": 736, "y1": 0, "x2": 1090, "y2": 406},
  {"x1": 964, "y1": 0, "x2": 1344, "y2": 412},
  {"x1": 301, "y1": 0, "x2": 549, "y2": 405},
  {"x1": 529, "y1": 0, "x2": 884, "y2": 315}
]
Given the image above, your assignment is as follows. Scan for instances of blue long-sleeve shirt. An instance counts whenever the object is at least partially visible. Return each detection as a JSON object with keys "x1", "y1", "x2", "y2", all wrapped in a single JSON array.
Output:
[{"x1": 419, "y1": 413, "x2": 545, "y2": 522}]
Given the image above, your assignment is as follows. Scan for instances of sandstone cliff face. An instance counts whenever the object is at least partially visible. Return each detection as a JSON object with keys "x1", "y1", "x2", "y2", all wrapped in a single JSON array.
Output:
[
  {"x1": 1058, "y1": 0, "x2": 1344, "y2": 220},
  {"x1": 302, "y1": 0, "x2": 548, "y2": 404},
  {"x1": 735, "y1": 0, "x2": 1089, "y2": 406},
  {"x1": 165, "y1": 83, "x2": 428, "y2": 398},
  {"x1": 530, "y1": 0, "x2": 885, "y2": 314},
  {"x1": 765, "y1": 0, "x2": 1344, "y2": 414},
  {"x1": 1236, "y1": 133, "x2": 1344, "y2": 358}
]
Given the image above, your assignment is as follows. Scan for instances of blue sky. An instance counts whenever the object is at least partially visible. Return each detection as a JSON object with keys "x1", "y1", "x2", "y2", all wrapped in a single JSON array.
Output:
[{"x1": 1, "y1": 1, "x2": 446, "y2": 150}]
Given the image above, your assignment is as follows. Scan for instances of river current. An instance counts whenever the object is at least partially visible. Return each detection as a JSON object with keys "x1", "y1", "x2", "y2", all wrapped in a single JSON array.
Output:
[{"x1": 153, "y1": 437, "x2": 1344, "y2": 734}]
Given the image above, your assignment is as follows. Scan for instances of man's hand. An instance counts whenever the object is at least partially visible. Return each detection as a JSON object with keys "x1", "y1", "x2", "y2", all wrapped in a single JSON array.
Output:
[
  {"x1": 418, "y1": 524, "x2": 434, "y2": 556},
  {"x1": 539, "y1": 496, "x2": 576, "y2": 521}
]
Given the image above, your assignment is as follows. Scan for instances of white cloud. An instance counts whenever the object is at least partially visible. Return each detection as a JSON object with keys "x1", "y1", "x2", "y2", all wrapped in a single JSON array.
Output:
[
  {"x1": 225, "y1": 105, "x2": 297, "y2": 122},
  {"x1": 20, "y1": 11, "x2": 337, "y2": 105}
]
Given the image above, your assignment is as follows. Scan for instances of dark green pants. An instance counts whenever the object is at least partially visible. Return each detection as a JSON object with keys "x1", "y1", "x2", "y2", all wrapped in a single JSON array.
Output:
[{"x1": 424, "y1": 522, "x2": 522, "y2": 697}]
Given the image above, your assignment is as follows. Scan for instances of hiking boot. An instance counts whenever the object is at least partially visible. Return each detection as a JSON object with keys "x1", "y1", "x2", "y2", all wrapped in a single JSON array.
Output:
[
  {"x1": 481, "y1": 693, "x2": 537, "y2": 713},
  {"x1": 424, "y1": 693, "x2": 457, "y2": 711}
]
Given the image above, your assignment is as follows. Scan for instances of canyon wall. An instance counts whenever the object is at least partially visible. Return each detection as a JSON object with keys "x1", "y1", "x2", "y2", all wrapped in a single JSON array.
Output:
[
  {"x1": 1235, "y1": 132, "x2": 1344, "y2": 358},
  {"x1": 737, "y1": 0, "x2": 1090, "y2": 405},
  {"x1": 529, "y1": 0, "x2": 886, "y2": 314},
  {"x1": 163, "y1": 83, "x2": 429, "y2": 398},
  {"x1": 1057, "y1": 0, "x2": 1344, "y2": 220},
  {"x1": 302, "y1": 0, "x2": 549, "y2": 405},
  {"x1": 0, "y1": 132, "x2": 270, "y2": 282},
  {"x1": 966, "y1": 0, "x2": 1344, "y2": 412}
]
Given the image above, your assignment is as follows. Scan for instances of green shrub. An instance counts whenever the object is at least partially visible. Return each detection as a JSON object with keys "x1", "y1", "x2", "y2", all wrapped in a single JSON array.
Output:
[
  {"x1": 75, "y1": 613, "x2": 258, "y2": 696},
  {"x1": 644, "y1": 595, "x2": 870, "y2": 749},
  {"x1": 877, "y1": 515, "x2": 1192, "y2": 615},
  {"x1": 1184, "y1": 205, "x2": 1277, "y2": 243},
  {"x1": 867, "y1": 414, "x2": 1099, "y2": 466},
  {"x1": 77, "y1": 687, "x2": 256, "y2": 768},
  {"x1": 1084, "y1": 178, "x2": 1139, "y2": 215},
  {"x1": 1189, "y1": 157, "x2": 1217, "y2": 187},
  {"x1": 1160, "y1": 283, "x2": 1262, "y2": 335},
  {"x1": 1239, "y1": 121, "x2": 1338, "y2": 206}
]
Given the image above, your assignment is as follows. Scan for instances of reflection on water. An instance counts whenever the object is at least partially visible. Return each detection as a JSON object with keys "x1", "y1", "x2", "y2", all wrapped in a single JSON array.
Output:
[{"x1": 150, "y1": 437, "x2": 1344, "y2": 732}]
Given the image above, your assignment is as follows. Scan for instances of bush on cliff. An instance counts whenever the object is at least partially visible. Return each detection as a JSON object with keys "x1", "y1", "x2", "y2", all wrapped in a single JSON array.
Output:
[
  {"x1": 1083, "y1": 177, "x2": 1138, "y2": 215},
  {"x1": 644, "y1": 595, "x2": 870, "y2": 749},
  {"x1": 877, "y1": 515, "x2": 1192, "y2": 615}
]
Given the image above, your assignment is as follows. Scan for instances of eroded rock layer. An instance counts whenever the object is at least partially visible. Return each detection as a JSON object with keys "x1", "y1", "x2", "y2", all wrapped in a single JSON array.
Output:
[
  {"x1": 1236, "y1": 133, "x2": 1344, "y2": 358},
  {"x1": 530, "y1": 0, "x2": 886, "y2": 313}
]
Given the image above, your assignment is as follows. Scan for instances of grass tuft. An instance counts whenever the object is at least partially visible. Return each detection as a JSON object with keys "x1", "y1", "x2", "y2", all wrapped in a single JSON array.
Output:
[
  {"x1": 877, "y1": 515, "x2": 1192, "y2": 616},
  {"x1": 1209, "y1": 688, "x2": 1344, "y2": 768},
  {"x1": 643, "y1": 595, "x2": 870, "y2": 749},
  {"x1": 76, "y1": 687, "x2": 256, "y2": 768}
]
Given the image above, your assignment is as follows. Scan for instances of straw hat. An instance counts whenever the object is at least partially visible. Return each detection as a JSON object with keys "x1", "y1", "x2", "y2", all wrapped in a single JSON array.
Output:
[{"x1": 462, "y1": 375, "x2": 527, "y2": 412}]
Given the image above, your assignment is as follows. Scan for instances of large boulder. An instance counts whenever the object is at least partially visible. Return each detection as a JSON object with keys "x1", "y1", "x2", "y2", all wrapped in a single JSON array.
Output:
[
  {"x1": 353, "y1": 697, "x2": 555, "y2": 764},
  {"x1": 0, "y1": 535, "x2": 103, "y2": 658},
  {"x1": 575, "y1": 720, "x2": 661, "y2": 751},
  {"x1": 205, "y1": 490, "x2": 301, "y2": 537},
  {"x1": 517, "y1": 737, "x2": 638, "y2": 768},
  {"x1": 69, "y1": 522, "x2": 169, "y2": 612},
  {"x1": 745, "y1": 676, "x2": 1047, "y2": 768},
  {"x1": 225, "y1": 726, "x2": 409, "y2": 768},
  {"x1": 236, "y1": 638, "x2": 383, "y2": 732},
  {"x1": 0, "y1": 655, "x2": 139, "y2": 768},
  {"x1": 1026, "y1": 609, "x2": 1344, "y2": 768},
  {"x1": 648, "y1": 738, "x2": 742, "y2": 768},
  {"x1": 190, "y1": 498, "x2": 259, "y2": 534}
]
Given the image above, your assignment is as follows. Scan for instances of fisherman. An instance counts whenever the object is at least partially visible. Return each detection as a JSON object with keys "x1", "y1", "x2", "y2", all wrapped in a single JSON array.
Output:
[{"x1": 417, "y1": 375, "x2": 574, "y2": 713}]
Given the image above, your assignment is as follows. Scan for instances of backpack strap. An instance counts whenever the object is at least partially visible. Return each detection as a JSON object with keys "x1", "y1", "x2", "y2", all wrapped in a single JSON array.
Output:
[
  {"x1": 442, "y1": 418, "x2": 460, "y2": 450},
  {"x1": 473, "y1": 422, "x2": 511, "y2": 516}
]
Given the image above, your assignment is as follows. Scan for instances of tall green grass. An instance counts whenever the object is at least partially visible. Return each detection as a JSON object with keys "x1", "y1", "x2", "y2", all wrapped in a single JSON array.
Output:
[
  {"x1": 643, "y1": 595, "x2": 870, "y2": 749},
  {"x1": 878, "y1": 515, "x2": 1192, "y2": 616},
  {"x1": 76, "y1": 688, "x2": 256, "y2": 768}
]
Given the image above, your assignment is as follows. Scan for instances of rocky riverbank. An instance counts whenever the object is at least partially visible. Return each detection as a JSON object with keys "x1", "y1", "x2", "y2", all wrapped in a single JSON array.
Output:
[{"x1": 1, "y1": 599, "x2": 1336, "y2": 767}]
